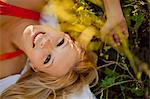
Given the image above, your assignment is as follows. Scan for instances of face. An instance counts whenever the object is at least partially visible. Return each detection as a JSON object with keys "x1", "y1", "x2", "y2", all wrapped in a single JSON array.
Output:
[{"x1": 22, "y1": 25, "x2": 81, "y2": 77}]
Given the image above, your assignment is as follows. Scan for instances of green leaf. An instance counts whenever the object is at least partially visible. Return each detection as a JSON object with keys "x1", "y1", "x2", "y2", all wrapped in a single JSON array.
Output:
[
  {"x1": 131, "y1": 12, "x2": 145, "y2": 30},
  {"x1": 105, "y1": 55, "x2": 109, "y2": 60},
  {"x1": 104, "y1": 68, "x2": 118, "y2": 77},
  {"x1": 130, "y1": 87, "x2": 144, "y2": 96},
  {"x1": 101, "y1": 77, "x2": 115, "y2": 88},
  {"x1": 123, "y1": 7, "x2": 132, "y2": 26},
  {"x1": 104, "y1": 46, "x2": 111, "y2": 52},
  {"x1": 134, "y1": 13, "x2": 144, "y2": 30}
]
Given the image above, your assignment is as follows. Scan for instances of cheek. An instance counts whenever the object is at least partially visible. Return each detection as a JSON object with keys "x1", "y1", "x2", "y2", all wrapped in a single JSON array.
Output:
[
  {"x1": 29, "y1": 52, "x2": 43, "y2": 67},
  {"x1": 45, "y1": 59, "x2": 73, "y2": 77},
  {"x1": 46, "y1": 65, "x2": 71, "y2": 77},
  {"x1": 42, "y1": 48, "x2": 78, "y2": 77},
  {"x1": 56, "y1": 65, "x2": 71, "y2": 76}
]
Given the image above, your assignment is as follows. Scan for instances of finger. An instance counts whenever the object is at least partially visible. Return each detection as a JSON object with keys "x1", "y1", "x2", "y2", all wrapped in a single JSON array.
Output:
[
  {"x1": 121, "y1": 21, "x2": 129, "y2": 37},
  {"x1": 108, "y1": 32, "x2": 118, "y2": 47},
  {"x1": 112, "y1": 33, "x2": 121, "y2": 46},
  {"x1": 123, "y1": 29, "x2": 129, "y2": 38},
  {"x1": 109, "y1": 36, "x2": 118, "y2": 48}
]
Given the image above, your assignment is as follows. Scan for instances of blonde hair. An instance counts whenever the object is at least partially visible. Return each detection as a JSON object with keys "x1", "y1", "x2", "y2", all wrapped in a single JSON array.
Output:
[{"x1": 1, "y1": 51, "x2": 98, "y2": 99}]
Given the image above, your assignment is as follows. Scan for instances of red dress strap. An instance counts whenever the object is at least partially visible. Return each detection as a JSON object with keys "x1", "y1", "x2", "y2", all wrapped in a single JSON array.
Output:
[
  {"x1": 0, "y1": 1, "x2": 40, "y2": 21},
  {"x1": 0, "y1": 50, "x2": 24, "y2": 60}
]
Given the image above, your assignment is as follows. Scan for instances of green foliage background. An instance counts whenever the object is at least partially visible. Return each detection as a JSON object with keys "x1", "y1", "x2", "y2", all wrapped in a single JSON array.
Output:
[{"x1": 91, "y1": 0, "x2": 150, "y2": 98}]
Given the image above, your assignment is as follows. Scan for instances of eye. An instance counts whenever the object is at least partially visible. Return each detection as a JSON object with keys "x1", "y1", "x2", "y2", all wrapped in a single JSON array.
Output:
[
  {"x1": 44, "y1": 54, "x2": 51, "y2": 64},
  {"x1": 56, "y1": 38, "x2": 65, "y2": 47}
]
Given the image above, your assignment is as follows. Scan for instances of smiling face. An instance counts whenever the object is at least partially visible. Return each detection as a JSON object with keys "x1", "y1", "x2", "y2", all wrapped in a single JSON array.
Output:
[{"x1": 22, "y1": 25, "x2": 81, "y2": 77}]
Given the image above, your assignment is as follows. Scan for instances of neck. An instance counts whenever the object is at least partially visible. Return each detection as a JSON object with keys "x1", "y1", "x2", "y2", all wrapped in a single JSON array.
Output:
[
  {"x1": 0, "y1": 18, "x2": 33, "y2": 58},
  {"x1": 0, "y1": 16, "x2": 23, "y2": 53}
]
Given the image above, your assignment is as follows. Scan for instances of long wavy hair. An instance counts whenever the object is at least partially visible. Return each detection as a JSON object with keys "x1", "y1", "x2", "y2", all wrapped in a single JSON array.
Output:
[{"x1": 1, "y1": 50, "x2": 98, "y2": 99}]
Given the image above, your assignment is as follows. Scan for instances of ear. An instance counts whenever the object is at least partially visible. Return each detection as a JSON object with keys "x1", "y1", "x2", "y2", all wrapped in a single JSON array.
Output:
[{"x1": 29, "y1": 62, "x2": 38, "y2": 72}]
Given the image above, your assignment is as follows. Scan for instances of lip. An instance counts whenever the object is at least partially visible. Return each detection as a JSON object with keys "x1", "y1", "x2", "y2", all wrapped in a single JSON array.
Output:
[{"x1": 32, "y1": 32, "x2": 45, "y2": 47}]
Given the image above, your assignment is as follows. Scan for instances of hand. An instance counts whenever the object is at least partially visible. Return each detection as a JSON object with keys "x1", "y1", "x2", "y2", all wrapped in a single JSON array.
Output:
[{"x1": 100, "y1": 15, "x2": 128, "y2": 46}]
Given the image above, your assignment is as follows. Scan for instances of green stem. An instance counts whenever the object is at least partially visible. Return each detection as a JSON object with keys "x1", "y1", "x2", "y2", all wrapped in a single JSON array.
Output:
[
  {"x1": 95, "y1": 80, "x2": 137, "y2": 95},
  {"x1": 118, "y1": 31, "x2": 138, "y2": 79}
]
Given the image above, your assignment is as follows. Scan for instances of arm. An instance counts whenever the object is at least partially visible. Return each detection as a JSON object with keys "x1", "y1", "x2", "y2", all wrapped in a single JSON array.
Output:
[
  {"x1": 100, "y1": 0, "x2": 128, "y2": 46},
  {"x1": 103, "y1": 0, "x2": 124, "y2": 20}
]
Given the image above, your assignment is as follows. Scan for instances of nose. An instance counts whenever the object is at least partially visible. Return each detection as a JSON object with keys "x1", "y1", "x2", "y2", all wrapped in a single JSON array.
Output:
[
  {"x1": 40, "y1": 38, "x2": 53, "y2": 50},
  {"x1": 46, "y1": 31, "x2": 64, "y2": 44},
  {"x1": 39, "y1": 31, "x2": 64, "y2": 49}
]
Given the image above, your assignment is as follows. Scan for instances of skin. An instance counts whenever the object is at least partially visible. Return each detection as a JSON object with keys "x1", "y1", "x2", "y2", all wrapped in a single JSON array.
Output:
[
  {"x1": 0, "y1": 0, "x2": 47, "y2": 79},
  {"x1": 20, "y1": 25, "x2": 81, "y2": 77},
  {"x1": 101, "y1": 0, "x2": 128, "y2": 46}
]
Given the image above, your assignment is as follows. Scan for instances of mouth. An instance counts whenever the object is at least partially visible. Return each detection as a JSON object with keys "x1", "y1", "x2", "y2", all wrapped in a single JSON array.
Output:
[{"x1": 32, "y1": 32, "x2": 45, "y2": 47}]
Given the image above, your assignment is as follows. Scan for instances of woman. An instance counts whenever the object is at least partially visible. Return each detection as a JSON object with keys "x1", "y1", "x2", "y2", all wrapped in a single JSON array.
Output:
[
  {"x1": 1, "y1": 25, "x2": 98, "y2": 99},
  {"x1": 0, "y1": 0, "x2": 128, "y2": 79},
  {"x1": 0, "y1": 0, "x2": 128, "y2": 98}
]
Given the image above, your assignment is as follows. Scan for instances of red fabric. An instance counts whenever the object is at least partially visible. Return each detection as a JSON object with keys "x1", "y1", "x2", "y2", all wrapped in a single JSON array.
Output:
[
  {"x1": 0, "y1": 1, "x2": 40, "y2": 21},
  {"x1": 0, "y1": 1, "x2": 39, "y2": 60},
  {"x1": 0, "y1": 50, "x2": 24, "y2": 60}
]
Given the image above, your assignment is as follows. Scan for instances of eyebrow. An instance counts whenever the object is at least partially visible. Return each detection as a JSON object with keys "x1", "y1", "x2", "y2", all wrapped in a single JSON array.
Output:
[{"x1": 65, "y1": 34, "x2": 75, "y2": 41}]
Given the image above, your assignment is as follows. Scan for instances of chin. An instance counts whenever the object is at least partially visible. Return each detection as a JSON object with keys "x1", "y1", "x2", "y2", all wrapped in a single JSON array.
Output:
[{"x1": 22, "y1": 38, "x2": 34, "y2": 52}]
